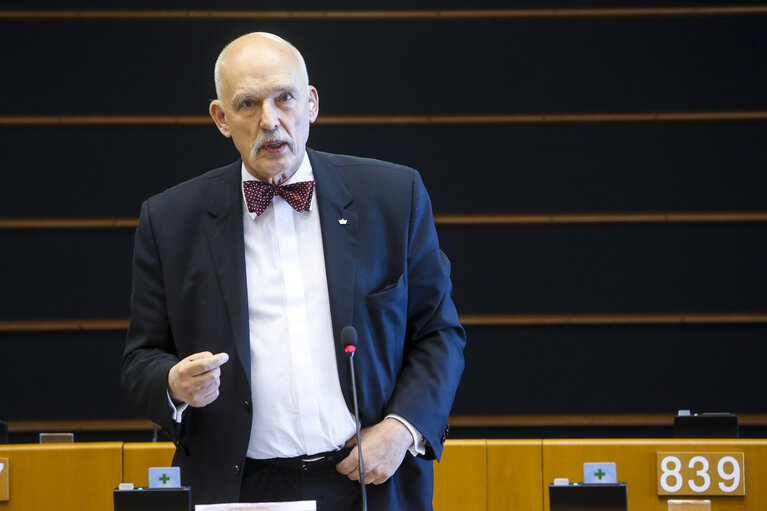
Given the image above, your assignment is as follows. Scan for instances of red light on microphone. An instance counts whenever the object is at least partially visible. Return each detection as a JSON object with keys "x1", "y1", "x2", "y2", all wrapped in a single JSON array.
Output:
[{"x1": 344, "y1": 345, "x2": 356, "y2": 353}]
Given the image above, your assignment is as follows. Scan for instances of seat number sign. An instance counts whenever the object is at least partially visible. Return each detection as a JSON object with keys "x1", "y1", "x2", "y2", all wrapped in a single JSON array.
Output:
[{"x1": 657, "y1": 452, "x2": 745, "y2": 496}]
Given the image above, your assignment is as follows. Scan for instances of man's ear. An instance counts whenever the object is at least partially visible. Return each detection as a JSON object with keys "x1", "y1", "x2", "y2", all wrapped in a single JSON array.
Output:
[
  {"x1": 209, "y1": 100, "x2": 232, "y2": 138},
  {"x1": 307, "y1": 86, "x2": 319, "y2": 124}
]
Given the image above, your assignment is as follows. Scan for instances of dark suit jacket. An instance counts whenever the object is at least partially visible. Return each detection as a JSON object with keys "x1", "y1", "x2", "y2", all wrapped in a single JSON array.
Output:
[{"x1": 121, "y1": 149, "x2": 466, "y2": 508}]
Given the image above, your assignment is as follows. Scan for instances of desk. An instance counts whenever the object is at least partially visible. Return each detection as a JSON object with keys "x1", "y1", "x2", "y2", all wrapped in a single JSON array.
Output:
[
  {"x1": 542, "y1": 439, "x2": 767, "y2": 511},
  {"x1": 0, "y1": 442, "x2": 122, "y2": 511},
  {"x1": 2, "y1": 439, "x2": 766, "y2": 510}
]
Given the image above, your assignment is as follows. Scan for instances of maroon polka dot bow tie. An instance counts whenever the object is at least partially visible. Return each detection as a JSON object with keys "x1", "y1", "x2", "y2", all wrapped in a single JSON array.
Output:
[{"x1": 243, "y1": 180, "x2": 316, "y2": 216}]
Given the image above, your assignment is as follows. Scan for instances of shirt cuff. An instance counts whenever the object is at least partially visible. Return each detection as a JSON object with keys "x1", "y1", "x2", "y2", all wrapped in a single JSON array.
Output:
[
  {"x1": 385, "y1": 413, "x2": 426, "y2": 457},
  {"x1": 167, "y1": 390, "x2": 188, "y2": 423}
]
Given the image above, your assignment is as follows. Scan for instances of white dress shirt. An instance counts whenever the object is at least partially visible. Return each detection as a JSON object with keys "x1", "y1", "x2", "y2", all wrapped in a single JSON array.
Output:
[
  {"x1": 241, "y1": 155, "x2": 356, "y2": 458},
  {"x1": 171, "y1": 151, "x2": 424, "y2": 458}
]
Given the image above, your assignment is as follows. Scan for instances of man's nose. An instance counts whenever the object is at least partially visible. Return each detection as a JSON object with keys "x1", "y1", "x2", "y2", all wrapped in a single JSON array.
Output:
[{"x1": 259, "y1": 102, "x2": 280, "y2": 131}]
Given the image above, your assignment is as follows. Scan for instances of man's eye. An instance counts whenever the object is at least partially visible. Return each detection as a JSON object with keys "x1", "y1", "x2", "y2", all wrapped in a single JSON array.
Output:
[
  {"x1": 241, "y1": 99, "x2": 255, "y2": 108},
  {"x1": 279, "y1": 93, "x2": 294, "y2": 102}
]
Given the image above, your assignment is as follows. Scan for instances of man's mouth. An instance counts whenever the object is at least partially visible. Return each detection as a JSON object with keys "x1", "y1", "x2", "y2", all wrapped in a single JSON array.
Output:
[
  {"x1": 265, "y1": 141, "x2": 286, "y2": 150},
  {"x1": 250, "y1": 132, "x2": 295, "y2": 160}
]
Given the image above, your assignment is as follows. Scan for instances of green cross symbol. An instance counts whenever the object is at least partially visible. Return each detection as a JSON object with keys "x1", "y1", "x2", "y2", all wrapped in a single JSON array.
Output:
[
  {"x1": 594, "y1": 469, "x2": 606, "y2": 480},
  {"x1": 158, "y1": 473, "x2": 170, "y2": 485}
]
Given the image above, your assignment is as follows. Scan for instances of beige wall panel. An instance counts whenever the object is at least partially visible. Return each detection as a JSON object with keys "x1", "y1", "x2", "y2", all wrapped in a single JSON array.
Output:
[
  {"x1": 487, "y1": 440, "x2": 543, "y2": 511},
  {"x1": 434, "y1": 439, "x2": 487, "y2": 511},
  {"x1": 0, "y1": 442, "x2": 122, "y2": 511},
  {"x1": 542, "y1": 439, "x2": 767, "y2": 511}
]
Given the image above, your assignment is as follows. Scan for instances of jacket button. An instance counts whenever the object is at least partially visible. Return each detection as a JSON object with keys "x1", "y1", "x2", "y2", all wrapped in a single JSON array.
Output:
[
  {"x1": 243, "y1": 400, "x2": 251, "y2": 411},
  {"x1": 233, "y1": 464, "x2": 240, "y2": 476}
]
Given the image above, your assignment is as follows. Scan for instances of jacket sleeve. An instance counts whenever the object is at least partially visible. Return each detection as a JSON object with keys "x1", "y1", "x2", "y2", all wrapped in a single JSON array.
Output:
[
  {"x1": 385, "y1": 171, "x2": 466, "y2": 461},
  {"x1": 120, "y1": 200, "x2": 182, "y2": 441}
]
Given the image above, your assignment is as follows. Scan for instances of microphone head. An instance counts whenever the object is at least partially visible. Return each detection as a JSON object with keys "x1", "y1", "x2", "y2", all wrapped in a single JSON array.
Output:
[{"x1": 341, "y1": 325, "x2": 358, "y2": 351}]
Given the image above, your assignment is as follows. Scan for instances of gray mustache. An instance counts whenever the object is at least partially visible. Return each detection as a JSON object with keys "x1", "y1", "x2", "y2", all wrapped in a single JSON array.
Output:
[{"x1": 251, "y1": 131, "x2": 296, "y2": 157}]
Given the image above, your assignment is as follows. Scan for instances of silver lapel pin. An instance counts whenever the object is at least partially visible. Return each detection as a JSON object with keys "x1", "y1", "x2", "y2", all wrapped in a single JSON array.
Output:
[{"x1": 338, "y1": 218, "x2": 348, "y2": 225}]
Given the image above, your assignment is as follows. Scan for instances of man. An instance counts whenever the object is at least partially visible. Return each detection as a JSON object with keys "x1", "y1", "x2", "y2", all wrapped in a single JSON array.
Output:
[{"x1": 121, "y1": 32, "x2": 465, "y2": 510}]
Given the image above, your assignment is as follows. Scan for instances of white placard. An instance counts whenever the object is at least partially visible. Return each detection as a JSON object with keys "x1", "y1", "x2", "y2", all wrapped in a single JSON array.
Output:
[
  {"x1": 196, "y1": 501, "x2": 316, "y2": 511},
  {"x1": 148, "y1": 466, "x2": 181, "y2": 488}
]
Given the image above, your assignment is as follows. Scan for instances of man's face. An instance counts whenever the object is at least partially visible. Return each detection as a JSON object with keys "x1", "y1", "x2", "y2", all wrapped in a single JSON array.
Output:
[{"x1": 210, "y1": 39, "x2": 318, "y2": 184}]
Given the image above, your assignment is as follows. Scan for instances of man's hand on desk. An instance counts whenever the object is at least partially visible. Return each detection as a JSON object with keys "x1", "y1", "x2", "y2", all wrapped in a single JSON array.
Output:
[
  {"x1": 168, "y1": 351, "x2": 229, "y2": 407},
  {"x1": 336, "y1": 417, "x2": 413, "y2": 485}
]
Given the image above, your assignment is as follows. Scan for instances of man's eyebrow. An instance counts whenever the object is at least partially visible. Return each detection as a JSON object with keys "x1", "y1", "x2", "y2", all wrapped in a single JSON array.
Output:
[
  {"x1": 232, "y1": 91, "x2": 257, "y2": 107},
  {"x1": 231, "y1": 85, "x2": 300, "y2": 106}
]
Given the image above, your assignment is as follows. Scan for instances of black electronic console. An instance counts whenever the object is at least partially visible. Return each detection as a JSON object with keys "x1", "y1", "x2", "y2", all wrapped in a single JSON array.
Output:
[
  {"x1": 549, "y1": 482, "x2": 627, "y2": 511},
  {"x1": 674, "y1": 410, "x2": 739, "y2": 439},
  {"x1": 114, "y1": 486, "x2": 191, "y2": 511}
]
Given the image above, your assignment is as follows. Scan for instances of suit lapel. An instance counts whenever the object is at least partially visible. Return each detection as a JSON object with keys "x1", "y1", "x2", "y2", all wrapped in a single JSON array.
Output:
[
  {"x1": 204, "y1": 161, "x2": 251, "y2": 384},
  {"x1": 309, "y1": 150, "x2": 359, "y2": 396}
]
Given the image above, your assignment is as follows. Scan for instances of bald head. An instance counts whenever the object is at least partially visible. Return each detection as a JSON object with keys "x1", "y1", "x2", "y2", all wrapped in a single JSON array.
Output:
[
  {"x1": 214, "y1": 32, "x2": 309, "y2": 101},
  {"x1": 208, "y1": 31, "x2": 319, "y2": 184}
]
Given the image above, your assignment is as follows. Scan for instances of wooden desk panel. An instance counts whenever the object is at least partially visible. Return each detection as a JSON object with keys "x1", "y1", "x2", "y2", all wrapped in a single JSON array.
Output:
[
  {"x1": 434, "y1": 440, "x2": 487, "y2": 511},
  {"x1": 6, "y1": 438, "x2": 755, "y2": 510},
  {"x1": 122, "y1": 442, "x2": 175, "y2": 487},
  {"x1": 124, "y1": 440, "x2": 491, "y2": 510},
  {"x1": 542, "y1": 439, "x2": 767, "y2": 511},
  {"x1": 0, "y1": 442, "x2": 122, "y2": 511},
  {"x1": 487, "y1": 440, "x2": 543, "y2": 511}
]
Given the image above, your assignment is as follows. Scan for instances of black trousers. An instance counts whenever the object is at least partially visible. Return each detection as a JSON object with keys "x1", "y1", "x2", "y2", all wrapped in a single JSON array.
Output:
[{"x1": 240, "y1": 457, "x2": 364, "y2": 511}]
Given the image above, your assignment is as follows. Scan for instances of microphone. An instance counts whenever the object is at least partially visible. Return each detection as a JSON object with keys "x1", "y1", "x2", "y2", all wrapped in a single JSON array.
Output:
[{"x1": 341, "y1": 325, "x2": 367, "y2": 511}]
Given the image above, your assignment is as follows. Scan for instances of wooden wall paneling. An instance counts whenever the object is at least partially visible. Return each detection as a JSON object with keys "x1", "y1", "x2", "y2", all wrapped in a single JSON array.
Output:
[
  {"x1": 1, "y1": 1, "x2": 766, "y2": 440},
  {"x1": 0, "y1": 442, "x2": 122, "y2": 510},
  {"x1": 541, "y1": 439, "x2": 767, "y2": 511},
  {"x1": 433, "y1": 439, "x2": 487, "y2": 511},
  {"x1": 487, "y1": 439, "x2": 543, "y2": 511}
]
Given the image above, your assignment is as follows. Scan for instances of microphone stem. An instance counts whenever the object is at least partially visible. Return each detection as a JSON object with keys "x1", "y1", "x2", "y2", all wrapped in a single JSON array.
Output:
[{"x1": 348, "y1": 351, "x2": 367, "y2": 511}]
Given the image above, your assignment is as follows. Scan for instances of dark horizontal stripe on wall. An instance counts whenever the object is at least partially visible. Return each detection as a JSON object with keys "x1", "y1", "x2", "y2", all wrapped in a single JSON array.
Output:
[
  {"x1": 2, "y1": 7, "x2": 767, "y2": 21},
  {"x1": 2, "y1": 123, "x2": 764, "y2": 216},
  {"x1": 2, "y1": 313, "x2": 766, "y2": 332},
  {"x1": 438, "y1": 212, "x2": 767, "y2": 225},
  {"x1": 3, "y1": 212, "x2": 767, "y2": 230},
  {"x1": 8, "y1": 413, "x2": 767, "y2": 432},
  {"x1": 448, "y1": 413, "x2": 767, "y2": 427},
  {"x1": 460, "y1": 313, "x2": 767, "y2": 326},
  {"x1": 442, "y1": 223, "x2": 767, "y2": 314},
  {"x1": 3, "y1": 112, "x2": 767, "y2": 126},
  {"x1": 4, "y1": 18, "x2": 764, "y2": 115},
  {"x1": 456, "y1": 323, "x2": 767, "y2": 415}
]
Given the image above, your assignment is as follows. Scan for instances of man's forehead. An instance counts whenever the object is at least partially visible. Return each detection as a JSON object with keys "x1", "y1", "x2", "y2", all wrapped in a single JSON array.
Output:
[
  {"x1": 232, "y1": 77, "x2": 301, "y2": 98},
  {"x1": 226, "y1": 37, "x2": 302, "y2": 71},
  {"x1": 222, "y1": 49, "x2": 305, "y2": 85}
]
